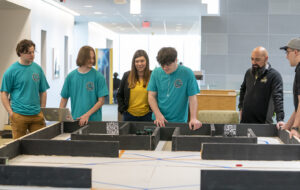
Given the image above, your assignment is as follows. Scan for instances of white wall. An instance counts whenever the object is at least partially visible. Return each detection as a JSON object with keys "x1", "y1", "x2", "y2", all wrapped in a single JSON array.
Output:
[
  {"x1": 183, "y1": 35, "x2": 201, "y2": 71},
  {"x1": 119, "y1": 35, "x2": 149, "y2": 76},
  {"x1": 0, "y1": 8, "x2": 31, "y2": 130},
  {"x1": 74, "y1": 22, "x2": 88, "y2": 60},
  {"x1": 88, "y1": 22, "x2": 120, "y2": 75},
  {"x1": 29, "y1": 0, "x2": 74, "y2": 108},
  {"x1": 0, "y1": 0, "x2": 75, "y2": 129},
  {"x1": 118, "y1": 34, "x2": 201, "y2": 78}
]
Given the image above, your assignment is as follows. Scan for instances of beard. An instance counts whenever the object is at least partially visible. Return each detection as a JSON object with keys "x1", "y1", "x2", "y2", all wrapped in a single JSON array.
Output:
[{"x1": 251, "y1": 64, "x2": 265, "y2": 76}]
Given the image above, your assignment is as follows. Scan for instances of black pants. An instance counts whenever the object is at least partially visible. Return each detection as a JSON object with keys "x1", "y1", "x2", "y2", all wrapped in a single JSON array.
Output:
[{"x1": 123, "y1": 112, "x2": 152, "y2": 121}]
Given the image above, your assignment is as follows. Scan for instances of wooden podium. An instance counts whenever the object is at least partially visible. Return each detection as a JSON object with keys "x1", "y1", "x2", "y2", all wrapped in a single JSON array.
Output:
[{"x1": 196, "y1": 90, "x2": 238, "y2": 124}]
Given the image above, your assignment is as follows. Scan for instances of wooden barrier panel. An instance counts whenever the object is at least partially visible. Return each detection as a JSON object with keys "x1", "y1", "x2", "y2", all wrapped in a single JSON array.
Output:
[
  {"x1": 197, "y1": 92, "x2": 237, "y2": 110},
  {"x1": 200, "y1": 89, "x2": 236, "y2": 95}
]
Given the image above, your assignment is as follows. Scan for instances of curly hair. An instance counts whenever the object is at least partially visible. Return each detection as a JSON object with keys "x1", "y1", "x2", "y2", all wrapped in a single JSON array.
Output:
[{"x1": 16, "y1": 39, "x2": 35, "y2": 57}]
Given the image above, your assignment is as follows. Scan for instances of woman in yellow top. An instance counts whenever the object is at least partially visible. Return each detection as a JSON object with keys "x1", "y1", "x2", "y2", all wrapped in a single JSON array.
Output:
[{"x1": 117, "y1": 50, "x2": 152, "y2": 121}]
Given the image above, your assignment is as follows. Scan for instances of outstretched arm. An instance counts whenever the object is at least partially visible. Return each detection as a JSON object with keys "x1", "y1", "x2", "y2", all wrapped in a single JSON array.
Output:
[
  {"x1": 148, "y1": 91, "x2": 167, "y2": 127},
  {"x1": 289, "y1": 96, "x2": 300, "y2": 138},
  {"x1": 59, "y1": 97, "x2": 68, "y2": 108},
  {"x1": 78, "y1": 97, "x2": 105, "y2": 126},
  {"x1": 188, "y1": 95, "x2": 202, "y2": 130}
]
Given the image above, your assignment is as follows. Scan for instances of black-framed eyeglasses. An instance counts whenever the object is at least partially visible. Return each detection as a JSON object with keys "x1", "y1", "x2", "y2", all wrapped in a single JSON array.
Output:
[{"x1": 24, "y1": 50, "x2": 38, "y2": 55}]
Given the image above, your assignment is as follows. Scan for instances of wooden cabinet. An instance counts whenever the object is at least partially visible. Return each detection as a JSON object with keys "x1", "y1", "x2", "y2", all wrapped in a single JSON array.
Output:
[{"x1": 197, "y1": 90, "x2": 237, "y2": 111}]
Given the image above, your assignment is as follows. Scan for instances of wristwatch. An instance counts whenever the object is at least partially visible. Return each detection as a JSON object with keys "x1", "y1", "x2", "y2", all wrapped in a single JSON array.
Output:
[{"x1": 291, "y1": 127, "x2": 299, "y2": 131}]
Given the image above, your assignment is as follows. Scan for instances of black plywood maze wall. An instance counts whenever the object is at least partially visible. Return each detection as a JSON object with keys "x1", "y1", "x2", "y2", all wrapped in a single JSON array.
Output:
[
  {"x1": 0, "y1": 121, "x2": 300, "y2": 188},
  {"x1": 1, "y1": 121, "x2": 300, "y2": 160}
]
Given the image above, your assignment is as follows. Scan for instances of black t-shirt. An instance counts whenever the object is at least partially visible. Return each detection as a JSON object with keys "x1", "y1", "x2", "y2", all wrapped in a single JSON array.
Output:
[{"x1": 293, "y1": 63, "x2": 300, "y2": 111}]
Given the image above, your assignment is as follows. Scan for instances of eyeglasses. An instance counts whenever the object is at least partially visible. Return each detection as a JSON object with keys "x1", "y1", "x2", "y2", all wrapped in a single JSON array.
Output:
[
  {"x1": 162, "y1": 62, "x2": 173, "y2": 66},
  {"x1": 24, "y1": 51, "x2": 36, "y2": 55}
]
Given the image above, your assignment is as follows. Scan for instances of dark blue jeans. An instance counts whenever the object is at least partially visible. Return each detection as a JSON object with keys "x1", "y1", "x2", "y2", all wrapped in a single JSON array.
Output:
[
  {"x1": 113, "y1": 90, "x2": 118, "y2": 104},
  {"x1": 123, "y1": 112, "x2": 152, "y2": 121}
]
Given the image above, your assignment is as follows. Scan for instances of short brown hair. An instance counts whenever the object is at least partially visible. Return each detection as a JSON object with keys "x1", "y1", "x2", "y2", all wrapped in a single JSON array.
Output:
[
  {"x1": 76, "y1": 46, "x2": 95, "y2": 66},
  {"x1": 16, "y1": 39, "x2": 35, "y2": 57},
  {"x1": 156, "y1": 47, "x2": 177, "y2": 66}
]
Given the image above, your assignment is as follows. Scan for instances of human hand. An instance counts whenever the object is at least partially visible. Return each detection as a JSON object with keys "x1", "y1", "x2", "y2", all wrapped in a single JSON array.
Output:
[
  {"x1": 189, "y1": 119, "x2": 202, "y2": 130},
  {"x1": 154, "y1": 114, "x2": 168, "y2": 127},
  {"x1": 280, "y1": 123, "x2": 291, "y2": 131},
  {"x1": 8, "y1": 111, "x2": 14, "y2": 122},
  {"x1": 66, "y1": 114, "x2": 73, "y2": 121},
  {"x1": 289, "y1": 128, "x2": 300, "y2": 139},
  {"x1": 276, "y1": 121, "x2": 285, "y2": 130},
  {"x1": 8, "y1": 111, "x2": 13, "y2": 118},
  {"x1": 78, "y1": 114, "x2": 90, "y2": 126}
]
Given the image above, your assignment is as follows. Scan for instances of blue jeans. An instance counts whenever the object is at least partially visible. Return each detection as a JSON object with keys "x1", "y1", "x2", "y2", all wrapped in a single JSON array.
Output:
[
  {"x1": 123, "y1": 112, "x2": 152, "y2": 121},
  {"x1": 113, "y1": 90, "x2": 118, "y2": 104}
]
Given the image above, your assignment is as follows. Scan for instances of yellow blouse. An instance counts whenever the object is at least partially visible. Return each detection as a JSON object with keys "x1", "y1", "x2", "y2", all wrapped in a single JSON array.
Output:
[{"x1": 127, "y1": 80, "x2": 149, "y2": 116}]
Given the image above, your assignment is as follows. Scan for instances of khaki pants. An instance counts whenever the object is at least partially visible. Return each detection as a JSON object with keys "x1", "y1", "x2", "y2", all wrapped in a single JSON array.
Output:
[{"x1": 10, "y1": 112, "x2": 45, "y2": 139}]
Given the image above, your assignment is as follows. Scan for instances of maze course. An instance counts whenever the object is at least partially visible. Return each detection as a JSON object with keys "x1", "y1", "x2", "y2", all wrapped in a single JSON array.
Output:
[{"x1": 0, "y1": 121, "x2": 300, "y2": 189}]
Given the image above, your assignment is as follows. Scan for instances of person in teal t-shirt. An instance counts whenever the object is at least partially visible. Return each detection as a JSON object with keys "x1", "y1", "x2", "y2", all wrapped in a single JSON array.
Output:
[
  {"x1": 1, "y1": 39, "x2": 50, "y2": 139},
  {"x1": 147, "y1": 47, "x2": 202, "y2": 130},
  {"x1": 60, "y1": 46, "x2": 108, "y2": 126}
]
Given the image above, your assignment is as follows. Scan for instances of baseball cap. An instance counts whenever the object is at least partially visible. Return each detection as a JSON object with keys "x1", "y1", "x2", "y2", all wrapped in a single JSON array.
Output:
[{"x1": 280, "y1": 38, "x2": 300, "y2": 51}]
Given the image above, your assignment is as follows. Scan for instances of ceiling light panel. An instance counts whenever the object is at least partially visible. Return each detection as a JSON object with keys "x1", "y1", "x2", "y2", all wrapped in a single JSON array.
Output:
[{"x1": 130, "y1": 0, "x2": 141, "y2": 14}]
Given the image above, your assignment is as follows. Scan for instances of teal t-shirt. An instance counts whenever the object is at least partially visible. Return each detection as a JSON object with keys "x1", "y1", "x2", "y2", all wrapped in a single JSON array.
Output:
[
  {"x1": 1, "y1": 61, "x2": 50, "y2": 115},
  {"x1": 147, "y1": 65, "x2": 200, "y2": 122},
  {"x1": 61, "y1": 68, "x2": 108, "y2": 121}
]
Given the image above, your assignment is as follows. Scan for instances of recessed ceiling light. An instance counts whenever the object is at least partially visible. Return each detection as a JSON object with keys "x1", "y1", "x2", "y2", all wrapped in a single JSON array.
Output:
[
  {"x1": 84, "y1": 5, "x2": 93, "y2": 8},
  {"x1": 130, "y1": 0, "x2": 141, "y2": 14},
  {"x1": 202, "y1": 0, "x2": 219, "y2": 14},
  {"x1": 114, "y1": 0, "x2": 127, "y2": 4},
  {"x1": 94, "y1": 11, "x2": 103, "y2": 15}
]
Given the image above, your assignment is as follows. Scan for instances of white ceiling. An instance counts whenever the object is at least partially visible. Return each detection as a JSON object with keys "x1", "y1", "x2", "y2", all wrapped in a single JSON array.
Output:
[{"x1": 54, "y1": 0, "x2": 207, "y2": 35}]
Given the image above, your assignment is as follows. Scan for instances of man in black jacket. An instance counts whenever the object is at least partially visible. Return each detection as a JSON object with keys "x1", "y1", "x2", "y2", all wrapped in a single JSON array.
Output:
[
  {"x1": 279, "y1": 38, "x2": 300, "y2": 138},
  {"x1": 238, "y1": 46, "x2": 284, "y2": 126}
]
